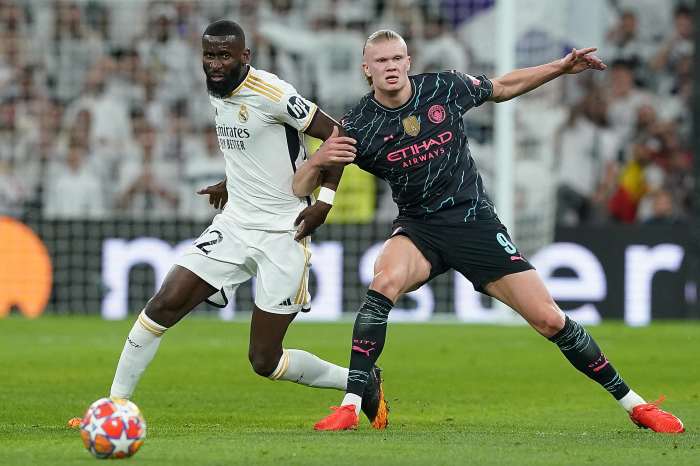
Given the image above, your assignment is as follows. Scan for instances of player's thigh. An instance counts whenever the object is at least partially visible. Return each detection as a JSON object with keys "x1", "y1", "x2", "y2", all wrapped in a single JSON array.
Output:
[
  {"x1": 484, "y1": 269, "x2": 565, "y2": 337},
  {"x1": 372, "y1": 235, "x2": 431, "y2": 301},
  {"x1": 146, "y1": 265, "x2": 217, "y2": 325},
  {"x1": 248, "y1": 305, "x2": 297, "y2": 375},
  {"x1": 248, "y1": 231, "x2": 307, "y2": 368},
  {"x1": 249, "y1": 305, "x2": 296, "y2": 355},
  {"x1": 165, "y1": 218, "x2": 254, "y2": 324},
  {"x1": 254, "y1": 231, "x2": 311, "y2": 315}
]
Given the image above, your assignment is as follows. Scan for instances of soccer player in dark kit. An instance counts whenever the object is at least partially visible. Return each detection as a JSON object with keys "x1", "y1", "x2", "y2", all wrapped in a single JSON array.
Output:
[{"x1": 293, "y1": 30, "x2": 684, "y2": 433}]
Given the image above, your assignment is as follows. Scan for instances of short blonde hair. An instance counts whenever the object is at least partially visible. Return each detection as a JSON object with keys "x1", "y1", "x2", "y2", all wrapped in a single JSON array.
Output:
[{"x1": 362, "y1": 29, "x2": 406, "y2": 87}]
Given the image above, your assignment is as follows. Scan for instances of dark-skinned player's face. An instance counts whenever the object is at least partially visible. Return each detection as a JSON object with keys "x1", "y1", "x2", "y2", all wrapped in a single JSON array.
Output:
[{"x1": 202, "y1": 35, "x2": 250, "y2": 98}]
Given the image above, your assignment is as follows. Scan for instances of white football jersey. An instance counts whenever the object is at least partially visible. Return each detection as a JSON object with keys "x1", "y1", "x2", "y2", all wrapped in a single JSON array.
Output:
[{"x1": 209, "y1": 66, "x2": 318, "y2": 230}]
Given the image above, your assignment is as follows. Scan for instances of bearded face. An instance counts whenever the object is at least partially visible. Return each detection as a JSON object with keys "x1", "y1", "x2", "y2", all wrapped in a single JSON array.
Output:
[{"x1": 202, "y1": 35, "x2": 250, "y2": 98}]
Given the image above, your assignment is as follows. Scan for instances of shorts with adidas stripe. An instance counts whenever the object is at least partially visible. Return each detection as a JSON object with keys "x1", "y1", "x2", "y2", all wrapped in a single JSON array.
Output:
[{"x1": 177, "y1": 214, "x2": 311, "y2": 314}]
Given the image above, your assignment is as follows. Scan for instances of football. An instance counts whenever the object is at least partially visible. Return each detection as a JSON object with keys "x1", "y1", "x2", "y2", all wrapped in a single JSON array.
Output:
[{"x1": 79, "y1": 398, "x2": 146, "y2": 459}]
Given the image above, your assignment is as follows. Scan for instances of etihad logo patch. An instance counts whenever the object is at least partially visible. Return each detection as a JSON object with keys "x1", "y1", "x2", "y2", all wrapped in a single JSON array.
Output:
[
  {"x1": 0, "y1": 217, "x2": 52, "y2": 318},
  {"x1": 386, "y1": 130, "x2": 453, "y2": 168},
  {"x1": 402, "y1": 115, "x2": 420, "y2": 136}
]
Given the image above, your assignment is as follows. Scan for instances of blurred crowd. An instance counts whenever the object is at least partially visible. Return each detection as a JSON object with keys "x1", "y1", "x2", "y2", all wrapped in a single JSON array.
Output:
[
  {"x1": 0, "y1": 0, "x2": 694, "y2": 225},
  {"x1": 555, "y1": 2, "x2": 694, "y2": 226}
]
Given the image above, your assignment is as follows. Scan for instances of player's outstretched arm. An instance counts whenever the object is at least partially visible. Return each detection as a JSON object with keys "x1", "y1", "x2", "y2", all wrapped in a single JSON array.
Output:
[{"x1": 490, "y1": 47, "x2": 606, "y2": 102}]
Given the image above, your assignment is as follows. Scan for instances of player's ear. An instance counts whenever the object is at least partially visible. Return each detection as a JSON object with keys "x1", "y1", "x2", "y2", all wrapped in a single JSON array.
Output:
[
  {"x1": 406, "y1": 55, "x2": 411, "y2": 72},
  {"x1": 242, "y1": 48, "x2": 251, "y2": 64},
  {"x1": 362, "y1": 62, "x2": 371, "y2": 78}
]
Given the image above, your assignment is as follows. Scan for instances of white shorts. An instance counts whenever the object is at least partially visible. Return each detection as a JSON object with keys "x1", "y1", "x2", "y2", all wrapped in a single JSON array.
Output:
[{"x1": 176, "y1": 214, "x2": 311, "y2": 314}]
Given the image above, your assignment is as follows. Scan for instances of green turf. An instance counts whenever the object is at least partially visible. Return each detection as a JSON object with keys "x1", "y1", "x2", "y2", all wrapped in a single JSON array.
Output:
[{"x1": 0, "y1": 316, "x2": 697, "y2": 465}]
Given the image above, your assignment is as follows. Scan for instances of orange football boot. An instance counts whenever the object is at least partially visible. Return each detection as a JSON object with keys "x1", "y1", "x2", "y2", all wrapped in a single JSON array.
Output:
[
  {"x1": 629, "y1": 396, "x2": 685, "y2": 433},
  {"x1": 67, "y1": 417, "x2": 82, "y2": 429},
  {"x1": 314, "y1": 405, "x2": 359, "y2": 431},
  {"x1": 362, "y1": 366, "x2": 389, "y2": 430}
]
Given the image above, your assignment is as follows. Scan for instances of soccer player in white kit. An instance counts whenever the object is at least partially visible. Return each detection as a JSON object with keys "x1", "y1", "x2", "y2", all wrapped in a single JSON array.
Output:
[{"x1": 69, "y1": 20, "x2": 388, "y2": 429}]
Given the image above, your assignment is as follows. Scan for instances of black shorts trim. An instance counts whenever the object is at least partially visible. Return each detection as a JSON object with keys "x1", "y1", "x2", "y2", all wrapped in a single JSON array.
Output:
[
  {"x1": 390, "y1": 218, "x2": 535, "y2": 294},
  {"x1": 470, "y1": 259, "x2": 534, "y2": 294}
]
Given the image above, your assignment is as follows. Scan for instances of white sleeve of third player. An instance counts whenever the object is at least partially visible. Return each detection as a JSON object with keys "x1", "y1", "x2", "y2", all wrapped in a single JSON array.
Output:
[{"x1": 266, "y1": 82, "x2": 318, "y2": 132}]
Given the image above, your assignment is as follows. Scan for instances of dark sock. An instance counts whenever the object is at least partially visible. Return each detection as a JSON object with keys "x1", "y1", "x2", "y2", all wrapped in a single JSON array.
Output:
[
  {"x1": 346, "y1": 290, "x2": 394, "y2": 396},
  {"x1": 549, "y1": 316, "x2": 630, "y2": 400}
]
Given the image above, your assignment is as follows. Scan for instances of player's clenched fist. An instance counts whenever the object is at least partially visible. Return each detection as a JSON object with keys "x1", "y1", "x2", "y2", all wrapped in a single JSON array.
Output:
[{"x1": 313, "y1": 126, "x2": 356, "y2": 168}]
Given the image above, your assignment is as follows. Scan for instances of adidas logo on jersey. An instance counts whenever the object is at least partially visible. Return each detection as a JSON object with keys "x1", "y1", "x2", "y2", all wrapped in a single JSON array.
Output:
[{"x1": 278, "y1": 298, "x2": 293, "y2": 306}]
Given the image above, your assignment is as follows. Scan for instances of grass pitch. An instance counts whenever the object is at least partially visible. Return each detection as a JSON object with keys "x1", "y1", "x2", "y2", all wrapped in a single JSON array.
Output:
[{"x1": 0, "y1": 316, "x2": 697, "y2": 465}]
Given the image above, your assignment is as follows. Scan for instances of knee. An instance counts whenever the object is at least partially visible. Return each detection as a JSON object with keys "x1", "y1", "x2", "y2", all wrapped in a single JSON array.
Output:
[
  {"x1": 532, "y1": 303, "x2": 566, "y2": 338},
  {"x1": 248, "y1": 349, "x2": 280, "y2": 377},
  {"x1": 144, "y1": 291, "x2": 182, "y2": 327},
  {"x1": 370, "y1": 269, "x2": 406, "y2": 302}
]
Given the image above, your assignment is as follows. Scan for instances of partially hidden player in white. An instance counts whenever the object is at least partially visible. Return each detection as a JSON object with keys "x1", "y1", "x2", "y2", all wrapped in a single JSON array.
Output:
[{"x1": 69, "y1": 20, "x2": 388, "y2": 429}]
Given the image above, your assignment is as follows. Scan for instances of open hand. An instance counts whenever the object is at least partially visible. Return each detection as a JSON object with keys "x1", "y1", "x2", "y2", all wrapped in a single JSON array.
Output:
[
  {"x1": 314, "y1": 126, "x2": 356, "y2": 168},
  {"x1": 197, "y1": 179, "x2": 228, "y2": 209},
  {"x1": 560, "y1": 47, "x2": 607, "y2": 74},
  {"x1": 294, "y1": 201, "x2": 332, "y2": 241}
]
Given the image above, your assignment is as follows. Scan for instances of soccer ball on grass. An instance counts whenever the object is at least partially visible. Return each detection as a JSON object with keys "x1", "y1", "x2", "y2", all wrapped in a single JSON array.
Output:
[{"x1": 79, "y1": 397, "x2": 146, "y2": 459}]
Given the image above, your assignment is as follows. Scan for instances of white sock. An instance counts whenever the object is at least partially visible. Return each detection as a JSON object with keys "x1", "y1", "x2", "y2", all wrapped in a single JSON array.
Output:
[
  {"x1": 618, "y1": 389, "x2": 646, "y2": 412},
  {"x1": 268, "y1": 349, "x2": 348, "y2": 390},
  {"x1": 341, "y1": 393, "x2": 362, "y2": 415},
  {"x1": 110, "y1": 311, "x2": 168, "y2": 399}
]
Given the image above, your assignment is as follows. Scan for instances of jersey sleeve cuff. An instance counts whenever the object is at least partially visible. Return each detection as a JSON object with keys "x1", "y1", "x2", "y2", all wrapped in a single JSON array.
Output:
[
  {"x1": 475, "y1": 75, "x2": 493, "y2": 107},
  {"x1": 300, "y1": 104, "x2": 318, "y2": 132}
]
